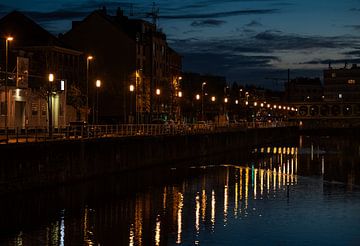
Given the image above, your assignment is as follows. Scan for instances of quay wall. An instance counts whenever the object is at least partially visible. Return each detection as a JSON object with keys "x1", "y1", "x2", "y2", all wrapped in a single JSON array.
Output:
[{"x1": 0, "y1": 127, "x2": 297, "y2": 193}]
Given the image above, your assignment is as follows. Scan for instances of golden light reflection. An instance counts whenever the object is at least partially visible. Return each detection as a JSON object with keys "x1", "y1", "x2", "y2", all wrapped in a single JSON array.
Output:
[
  {"x1": 239, "y1": 169, "x2": 243, "y2": 200},
  {"x1": 163, "y1": 187, "x2": 167, "y2": 210},
  {"x1": 176, "y1": 192, "x2": 183, "y2": 244},
  {"x1": 254, "y1": 168, "x2": 258, "y2": 199},
  {"x1": 201, "y1": 190, "x2": 207, "y2": 221},
  {"x1": 245, "y1": 168, "x2": 249, "y2": 209},
  {"x1": 155, "y1": 215, "x2": 161, "y2": 246},
  {"x1": 260, "y1": 169, "x2": 264, "y2": 196},
  {"x1": 83, "y1": 208, "x2": 94, "y2": 246},
  {"x1": 224, "y1": 167, "x2": 229, "y2": 224},
  {"x1": 235, "y1": 178, "x2": 239, "y2": 217},
  {"x1": 211, "y1": 190, "x2": 216, "y2": 230},
  {"x1": 135, "y1": 197, "x2": 143, "y2": 246},
  {"x1": 278, "y1": 166, "x2": 282, "y2": 189},
  {"x1": 273, "y1": 168, "x2": 277, "y2": 191},
  {"x1": 195, "y1": 193, "x2": 200, "y2": 233},
  {"x1": 129, "y1": 224, "x2": 135, "y2": 246}
]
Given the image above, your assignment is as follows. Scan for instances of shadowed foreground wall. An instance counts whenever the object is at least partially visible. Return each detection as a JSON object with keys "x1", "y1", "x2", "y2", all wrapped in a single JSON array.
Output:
[{"x1": 0, "y1": 127, "x2": 297, "y2": 193}]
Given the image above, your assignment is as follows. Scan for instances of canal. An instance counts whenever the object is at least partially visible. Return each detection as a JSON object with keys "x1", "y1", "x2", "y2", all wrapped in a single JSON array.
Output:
[{"x1": 1, "y1": 134, "x2": 360, "y2": 245}]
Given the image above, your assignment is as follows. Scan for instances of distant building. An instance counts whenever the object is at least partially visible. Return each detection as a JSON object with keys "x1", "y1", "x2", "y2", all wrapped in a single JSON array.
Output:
[
  {"x1": 0, "y1": 11, "x2": 84, "y2": 129},
  {"x1": 61, "y1": 8, "x2": 182, "y2": 123},
  {"x1": 180, "y1": 72, "x2": 227, "y2": 122},
  {"x1": 285, "y1": 77, "x2": 323, "y2": 102},
  {"x1": 287, "y1": 65, "x2": 360, "y2": 128},
  {"x1": 324, "y1": 64, "x2": 360, "y2": 102}
]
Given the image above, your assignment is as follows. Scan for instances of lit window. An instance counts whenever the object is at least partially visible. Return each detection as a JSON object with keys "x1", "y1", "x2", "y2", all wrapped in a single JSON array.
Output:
[
  {"x1": 338, "y1": 93, "x2": 342, "y2": 99},
  {"x1": 348, "y1": 79, "x2": 356, "y2": 84},
  {"x1": 331, "y1": 73, "x2": 336, "y2": 78}
]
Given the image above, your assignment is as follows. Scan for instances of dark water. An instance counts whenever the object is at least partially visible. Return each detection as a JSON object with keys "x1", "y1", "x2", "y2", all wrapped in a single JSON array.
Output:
[{"x1": 1, "y1": 135, "x2": 360, "y2": 245}]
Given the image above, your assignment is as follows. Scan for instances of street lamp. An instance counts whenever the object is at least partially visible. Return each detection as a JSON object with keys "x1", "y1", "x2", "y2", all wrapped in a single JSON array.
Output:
[
  {"x1": 211, "y1": 96, "x2": 216, "y2": 102},
  {"x1": 95, "y1": 79, "x2": 101, "y2": 124},
  {"x1": 129, "y1": 84, "x2": 134, "y2": 123},
  {"x1": 201, "y1": 82, "x2": 206, "y2": 121},
  {"x1": 5, "y1": 36, "x2": 13, "y2": 130},
  {"x1": 86, "y1": 55, "x2": 93, "y2": 123},
  {"x1": 156, "y1": 88, "x2": 161, "y2": 118},
  {"x1": 48, "y1": 73, "x2": 54, "y2": 138}
]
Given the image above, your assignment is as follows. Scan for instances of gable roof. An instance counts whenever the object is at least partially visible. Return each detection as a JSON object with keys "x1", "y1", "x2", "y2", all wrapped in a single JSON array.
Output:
[{"x1": 0, "y1": 11, "x2": 64, "y2": 47}]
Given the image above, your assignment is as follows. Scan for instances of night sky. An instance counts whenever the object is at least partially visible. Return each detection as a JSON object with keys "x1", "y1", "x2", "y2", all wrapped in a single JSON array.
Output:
[{"x1": 1, "y1": 0, "x2": 360, "y2": 89}]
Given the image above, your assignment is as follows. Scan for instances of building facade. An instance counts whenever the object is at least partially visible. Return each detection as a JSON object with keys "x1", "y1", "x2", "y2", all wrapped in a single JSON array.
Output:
[
  {"x1": 62, "y1": 8, "x2": 182, "y2": 123},
  {"x1": 0, "y1": 11, "x2": 84, "y2": 129}
]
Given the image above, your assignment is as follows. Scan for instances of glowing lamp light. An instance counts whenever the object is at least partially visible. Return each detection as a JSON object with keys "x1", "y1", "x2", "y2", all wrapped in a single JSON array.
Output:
[
  {"x1": 129, "y1": 84, "x2": 134, "y2": 92},
  {"x1": 224, "y1": 97, "x2": 228, "y2": 103},
  {"x1": 235, "y1": 99, "x2": 239, "y2": 105},
  {"x1": 60, "y1": 80, "x2": 65, "y2": 91},
  {"x1": 96, "y1": 79, "x2": 101, "y2": 88},
  {"x1": 48, "y1": 73, "x2": 54, "y2": 82},
  {"x1": 196, "y1": 94, "x2": 200, "y2": 100},
  {"x1": 211, "y1": 96, "x2": 216, "y2": 102},
  {"x1": 178, "y1": 91, "x2": 183, "y2": 97}
]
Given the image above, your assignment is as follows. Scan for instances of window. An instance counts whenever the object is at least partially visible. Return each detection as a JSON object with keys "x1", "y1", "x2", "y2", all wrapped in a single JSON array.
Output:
[
  {"x1": 31, "y1": 103, "x2": 38, "y2": 116},
  {"x1": 41, "y1": 103, "x2": 47, "y2": 116},
  {"x1": 348, "y1": 79, "x2": 356, "y2": 84},
  {"x1": 331, "y1": 72, "x2": 336, "y2": 78},
  {"x1": 0, "y1": 102, "x2": 7, "y2": 115}
]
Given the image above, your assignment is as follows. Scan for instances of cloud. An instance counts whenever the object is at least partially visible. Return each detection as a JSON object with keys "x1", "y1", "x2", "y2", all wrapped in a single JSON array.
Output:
[
  {"x1": 344, "y1": 50, "x2": 360, "y2": 56},
  {"x1": 160, "y1": 9, "x2": 279, "y2": 19},
  {"x1": 300, "y1": 58, "x2": 360, "y2": 65},
  {"x1": 253, "y1": 30, "x2": 357, "y2": 50},
  {"x1": 191, "y1": 19, "x2": 226, "y2": 27},
  {"x1": 245, "y1": 20, "x2": 263, "y2": 27},
  {"x1": 345, "y1": 25, "x2": 360, "y2": 31},
  {"x1": 350, "y1": 8, "x2": 360, "y2": 11},
  {"x1": 25, "y1": 10, "x2": 89, "y2": 22}
]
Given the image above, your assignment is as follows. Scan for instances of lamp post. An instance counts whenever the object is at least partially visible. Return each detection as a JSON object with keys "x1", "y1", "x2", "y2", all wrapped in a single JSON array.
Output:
[
  {"x1": 95, "y1": 79, "x2": 101, "y2": 124},
  {"x1": 129, "y1": 84, "x2": 134, "y2": 123},
  {"x1": 5, "y1": 36, "x2": 13, "y2": 130},
  {"x1": 156, "y1": 88, "x2": 161, "y2": 118},
  {"x1": 48, "y1": 73, "x2": 54, "y2": 138},
  {"x1": 201, "y1": 82, "x2": 206, "y2": 121},
  {"x1": 178, "y1": 91, "x2": 182, "y2": 121},
  {"x1": 86, "y1": 55, "x2": 93, "y2": 123}
]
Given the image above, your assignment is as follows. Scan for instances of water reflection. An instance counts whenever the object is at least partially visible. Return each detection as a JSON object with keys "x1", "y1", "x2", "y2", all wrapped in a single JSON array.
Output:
[{"x1": 1, "y1": 136, "x2": 360, "y2": 245}]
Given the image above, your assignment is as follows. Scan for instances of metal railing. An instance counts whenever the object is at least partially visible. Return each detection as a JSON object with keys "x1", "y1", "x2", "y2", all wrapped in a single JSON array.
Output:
[{"x1": 0, "y1": 122, "x2": 297, "y2": 144}]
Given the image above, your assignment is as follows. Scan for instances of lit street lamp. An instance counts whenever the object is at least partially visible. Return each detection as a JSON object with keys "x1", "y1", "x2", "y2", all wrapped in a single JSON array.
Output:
[
  {"x1": 86, "y1": 55, "x2": 93, "y2": 123},
  {"x1": 201, "y1": 82, "x2": 206, "y2": 121},
  {"x1": 129, "y1": 84, "x2": 134, "y2": 123},
  {"x1": 5, "y1": 36, "x2": 13, "y2": 131},
  {"x1": 95, "y1": 79, "x2": 101, "y2": 124},
  {"x1": 48, "y1": 73, "x2": 54, "y2": 138},
  {"x1": 156, "y1": 88, "x2": 161, "y2": 118}
]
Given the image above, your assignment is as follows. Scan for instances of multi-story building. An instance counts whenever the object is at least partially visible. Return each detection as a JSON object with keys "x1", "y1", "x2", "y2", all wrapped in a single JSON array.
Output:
[
  {"x1": 61, "y1": 8, "x2": 182, "y2": 123},
  {"x1": 0, "y1": 11, "x2": 84, "y2": 129},
  {"x1": 287, "y1": 65, "x2": 360, "y2": 128},
  {"x1": 285, "y1": 77, "x2": 323, "y2": 102},
  {"x1": 324, "y1": 64, "x2": 360, "y2": 102}
]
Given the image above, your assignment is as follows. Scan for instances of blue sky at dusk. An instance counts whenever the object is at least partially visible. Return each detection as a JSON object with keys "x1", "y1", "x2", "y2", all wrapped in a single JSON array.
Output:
[{"x1": 1, "y1": 0, "x2": 360, "y2": 88}]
